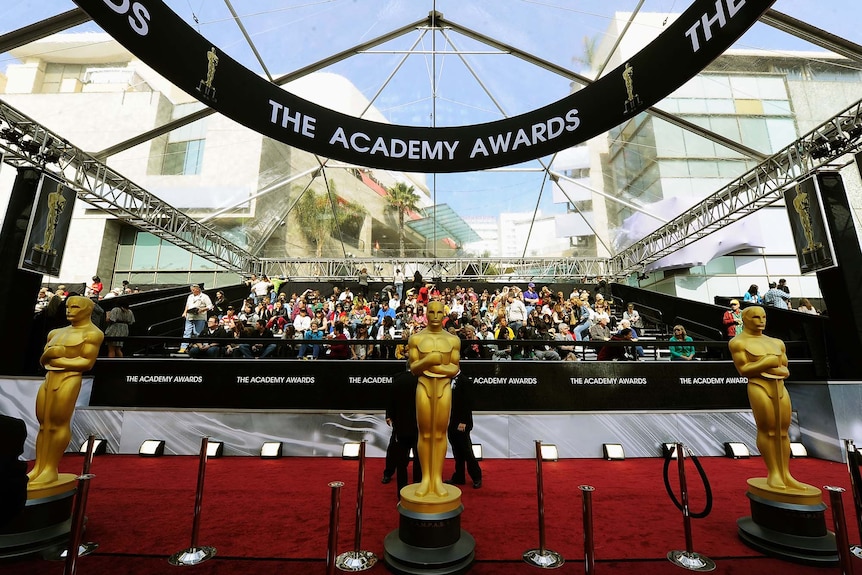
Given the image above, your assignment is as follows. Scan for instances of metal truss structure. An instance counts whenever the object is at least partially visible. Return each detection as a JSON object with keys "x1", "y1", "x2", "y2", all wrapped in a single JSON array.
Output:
[
  {"x1": 0, "y1": 99, "x2": 255, "y2": 274},
  {"x1": 257, "y1": 257, "x2": 612, "y2": 283},
  {"x1": 2, "y1": 8, "x2": 861, "y2": 283},
  {"x1": 608, "y1": 96, "x2": 862, "y2": 276}
]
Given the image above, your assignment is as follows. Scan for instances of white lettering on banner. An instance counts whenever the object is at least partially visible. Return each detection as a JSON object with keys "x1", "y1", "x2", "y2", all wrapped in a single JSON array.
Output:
[
  {"x1": 678, "y1": 376, "x2": 748, "y2": 384},
  {"x1": 128, "y1": 374, "x2": 203, "y2": 383},
  {"x1": 469, "y1": 110, "x2": 580, "y2": 159},
  {"x1": 101, "y1": 0, "x2": 151, "y2": 36},
  {"x1": 328, "y1": 128, "x2": 459, "y2": 161},
  {"x1": 235, "y1": 375, "x2": 315, "y2": 384},
  {"x1": 268, "y1": 100, "x2": 317, "y2": 137},
  {"x1": 685, "y1": 0, "x2": 746, "y2": 52},
  {"x1": 348, "y1": 376, "x2": 393, "y2": 384},
  {"x1": 473, "y1": 377, "x2": 537, "y2": 385},
  {"x1": 570, "y1": 377, "x2": 646, "y2": 385}
]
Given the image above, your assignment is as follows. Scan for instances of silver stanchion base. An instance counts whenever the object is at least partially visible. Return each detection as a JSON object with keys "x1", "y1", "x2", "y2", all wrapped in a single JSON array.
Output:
[
  {"x1": 851, "y1": 544, "x2": 862, "y2": 559},
  {"x1": 44, "y1": 542, "x2": 99, "y2": 561},
  {"x1": 335, "y1": 549, "x2": 377, "y2": 571},
  {"x1": 667, "y1": 550, "x2": 716, "y2": 571},
  {"x1": 168, "y1": 545, "x2": 217, "y2": 566},
  {"x1": 61, "y1": 542, "x2": 99, "y2": 559},
  {"x1": 523, "y1": 548, "x2": 565, "y2": 569}
]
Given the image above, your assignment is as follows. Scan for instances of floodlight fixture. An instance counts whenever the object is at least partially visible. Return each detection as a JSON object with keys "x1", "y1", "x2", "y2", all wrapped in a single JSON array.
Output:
[
  {"x1": 78, "y1": 438, "x2": 107, "y2": 455},
  {"x1": 790, "y1": 442, "x2": 808, "y2": 458},
  {"x1": 472, "y1": 444, "x2": 483, "y2": 461},
  {"x1": 540, "y1": 444, "x2": 559, "y2": 461},
  {"x1": 342, "y1": 442, "x2": 362, "y2": 459},
  {"x1": 260, "y1": 442, "x2": 283, "y2": 459},
  {"x1": 206, "y1": 441, "x2": 224, "y2": 458},
  {"x1": 723, "y1": 442, "x2": 751, "y2": 459},
  {"x1": 139, "y1": 439, "x2": 165, "y2": 457},
  {"x1": 602, "y1": 443, "x2": 625, "y2": 460}
]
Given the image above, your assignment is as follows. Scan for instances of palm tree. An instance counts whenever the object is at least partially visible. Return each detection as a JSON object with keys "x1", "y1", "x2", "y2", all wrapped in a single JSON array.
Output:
[
  {"x1": 385, "y1": 182, "x2": 422, "y2": 257},
  {"x1": 294, "y1": 183, "x2": 366, "y2": 257}
]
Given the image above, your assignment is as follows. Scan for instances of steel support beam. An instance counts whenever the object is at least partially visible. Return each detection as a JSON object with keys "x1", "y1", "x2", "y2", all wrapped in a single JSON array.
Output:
[
  {"x1": 609, "y1": 97, "x2": 862, "y2": 276},
  {"x1": 0, "y1": 99, "x2": 255, "y2": 274}
]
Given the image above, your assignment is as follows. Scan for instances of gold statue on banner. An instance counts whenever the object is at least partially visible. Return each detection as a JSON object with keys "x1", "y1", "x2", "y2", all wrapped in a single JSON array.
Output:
[
  {"x1": 623, "y1": 62, "x2": 642, "y2": 113},
  {"x1": 28, "y1": 296, "x2": 104, "y2": 491},
  {"x1": 729, "y1": 306, "x2": 818, "y2": 501},
  {"x1": 405, "y1": 300, "x2": 461, "y2": 505},
  {"x1": 792, "y1": 184, "x2": 822, "y2": 253},
  {"x1": 205, "y1": 46, "x2": 219, "y2": 89},
  {"x1": 35, "y1": 186, "x2": 67, "y2": 254}
]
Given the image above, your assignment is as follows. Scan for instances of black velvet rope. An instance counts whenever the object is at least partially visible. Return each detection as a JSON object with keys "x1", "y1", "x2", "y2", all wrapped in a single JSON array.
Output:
[{"x1": 662, "y1": 446, "x2": 713, "y2": 519}]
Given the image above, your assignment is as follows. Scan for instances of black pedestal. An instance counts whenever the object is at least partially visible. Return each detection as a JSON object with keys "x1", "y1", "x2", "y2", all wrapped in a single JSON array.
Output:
[
  {"x1": 384, "y1": 504, "x2": 475, "y2": 575},
  {"x1": 0, "y1": 486, "x2": 75, "y2": 558},
  {"x1": 738, "y1": 491, "x2": 837, "y2": 565}
]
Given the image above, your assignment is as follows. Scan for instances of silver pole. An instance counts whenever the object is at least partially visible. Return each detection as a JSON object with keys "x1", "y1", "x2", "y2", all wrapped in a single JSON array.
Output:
[
  {"x1": 168, "y1": 436, "x2": 216, "y2": 566},
  {"x1": 523, "y1": 440, "x2": 564, "y2": 569},
  {"x1": 825, "y1": 486, "x2": 856, "y2": 575},
  {"x1": 327, "y1": 481, "x2": 345, "y2": 575},
  {"x1": 667, "y1": 444, "x2": 715, "y2": 571},
  {"x1": 580, "y1": 485, "x2": 596, "y2": 575},
  {"x1": 336, "y1": 441, "x2": 377, "y2": 571},
  {"x1": 844, "y1": 439, "x2": 862, "y2": 559},
  {"x1": 62, "y1": 473, "x2": 94, "y2": 575}
]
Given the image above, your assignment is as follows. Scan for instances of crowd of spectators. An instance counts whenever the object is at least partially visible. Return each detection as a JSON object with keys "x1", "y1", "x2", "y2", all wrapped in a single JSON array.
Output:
[{"x1": 182, "y1": 276, "x2": 651, "y2": 361}]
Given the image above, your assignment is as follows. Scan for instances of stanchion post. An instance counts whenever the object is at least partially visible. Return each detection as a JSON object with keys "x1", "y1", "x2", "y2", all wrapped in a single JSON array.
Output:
[
  {"x1": 579, "y1": 485, "x2": 596, "y2": 575},
  {"x1": 62, "y1": 474, "x2": 94, "y2": 575},
  {"x1": 677, "y1": 443, "x2": 694, "y2": 553},
  {"x1": 523, "y1": 440, "x2": 564, "y2": 569},
  {"x1": 327, "y1": 481, "x2": 345, "y2": 575},
  {"x1": 168, "y1": 436, "x2": 217, "y2": 566},
  {"x1": 825, "y1": 486, "x2": 856, "y2": 575},
  {"x1": 82, "y1": 434, "x2": 96, "y2": 476},
  {"x1": 336, "y1": 441, "x2": 377, "y2": 571},
  {"x1": 844, "y1": 439, "x2": 862, "y2": 559},
  {"x1": 667, "y1": 443, "x2": 715, "y2": 572},
  {"x1": 46, "y1": 436, "x2": 100, "y2": 561}
]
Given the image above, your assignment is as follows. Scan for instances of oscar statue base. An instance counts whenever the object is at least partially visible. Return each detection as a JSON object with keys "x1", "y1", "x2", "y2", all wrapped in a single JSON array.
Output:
[
  {"x1": 0, "y1": 474, "x2": 77, "y2": 558},
  {"x1": 737, "y1": 481, "x2": 837, "y2": 565},
  {"x1": 384, "y1": 485, "x2": 475, "y2": 575}
]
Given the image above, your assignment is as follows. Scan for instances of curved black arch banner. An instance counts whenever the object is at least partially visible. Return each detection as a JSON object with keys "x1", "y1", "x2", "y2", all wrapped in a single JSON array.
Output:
[{"x1": 74, "y1": 0, "x2": 774, "y2": 173}]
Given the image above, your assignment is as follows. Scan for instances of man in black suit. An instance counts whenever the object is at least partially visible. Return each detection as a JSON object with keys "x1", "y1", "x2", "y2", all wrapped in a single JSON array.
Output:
[
  {"x1": 0, "y1": 415, "x2": 27, "y2": 527},
  {"x1": 382, "y1": 370, "x2": 422, "y2": 496},
  {"x1": 446, "y1": 372, "x2": 482, "y2": 488}
]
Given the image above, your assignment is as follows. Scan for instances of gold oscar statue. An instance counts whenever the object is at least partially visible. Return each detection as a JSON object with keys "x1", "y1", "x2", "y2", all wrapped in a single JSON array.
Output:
[
  {"x1": 729, "y1": 306, "x2": 819, "y2": 503},
  {"x1": 402, "y1": 300, "x2": 461, "y2": 512},
  {"x1": 28, "y1": 296, "x2": 104, "y2": 495}
]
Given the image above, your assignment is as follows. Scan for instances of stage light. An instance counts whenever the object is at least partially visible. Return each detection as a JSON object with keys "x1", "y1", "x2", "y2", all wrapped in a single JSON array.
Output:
[
  {"x1": 78, "y1": 439, "x2": 107, "y2": 456},
  {"x1": 139, "y1": 439, "x2": 165, "y2": 457},
  {"x1": 602, "y1": 443, "x2": 625, "y2": 460},
  {"x1": 724, "y1": 442, "x2": 750, "y2": 459},
  {"x1": 540, "y1": 444, "x2": 559, "y2": 461},
  {"x1": 472, "y1": 444, "x2": 483, "y2": 461},
  {"x1": 790, "y1": 442, "x2": 808, "y2": 458},
  {"x1": 342, "y1": 442, "x2": 361, "y2": 459},
  {"x1": 260, "y1": 442, "x2": 283, "y2": 459},
  {"x1": 662, "y1": 443, "x2": 679, "y2": 459},
  {"x1": 206, "y1": 441, "x2": 224, "y2": 458}
]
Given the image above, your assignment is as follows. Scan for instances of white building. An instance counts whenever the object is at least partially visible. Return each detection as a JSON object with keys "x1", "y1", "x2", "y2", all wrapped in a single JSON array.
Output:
[{"x1": 0, "y1": 33, "x2": 438, "y2": 289}]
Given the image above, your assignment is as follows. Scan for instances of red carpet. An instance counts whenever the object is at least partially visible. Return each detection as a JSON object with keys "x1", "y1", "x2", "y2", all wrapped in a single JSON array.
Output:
[{"x1": 2, "y1": 455, "x2": 857, "y2": 574}]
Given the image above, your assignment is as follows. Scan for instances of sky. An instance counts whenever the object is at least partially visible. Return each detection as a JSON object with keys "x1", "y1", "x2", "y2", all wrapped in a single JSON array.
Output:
[{"x1": 2, "y1": 1, "x2": 861, "y2": 225}]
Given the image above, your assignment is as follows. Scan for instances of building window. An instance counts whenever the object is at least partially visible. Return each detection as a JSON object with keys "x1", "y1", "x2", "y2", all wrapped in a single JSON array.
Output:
[{"x1": 161, "y1": 139, "x2": 205, "y2": 175}]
